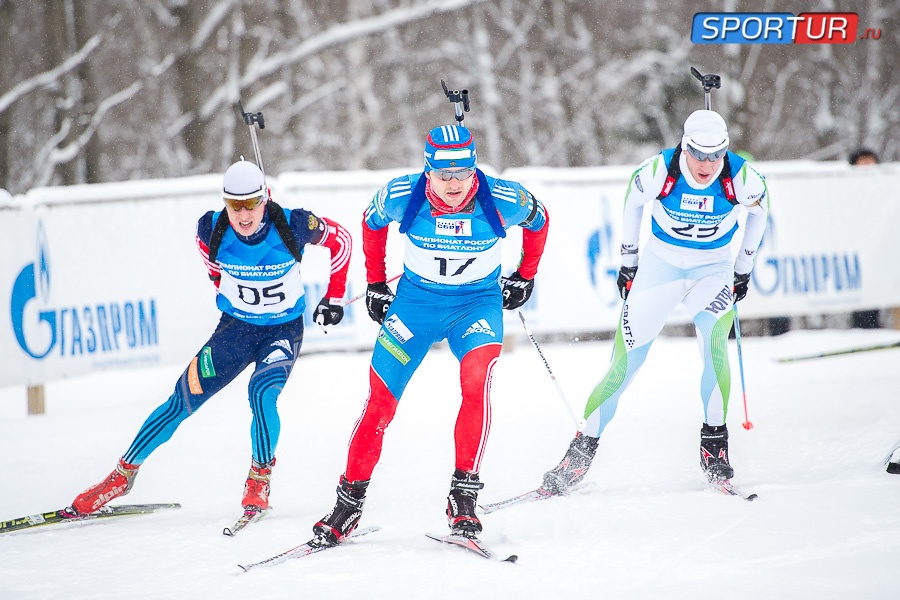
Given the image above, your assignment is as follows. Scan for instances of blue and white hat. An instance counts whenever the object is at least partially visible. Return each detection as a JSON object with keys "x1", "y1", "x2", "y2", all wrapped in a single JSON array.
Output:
[
  {"x1": 223, "y1": 160, "x2": 267, "y2": 200},
  {"x1": 424, "y1": 125, "x2": 477, "y2": 171}
]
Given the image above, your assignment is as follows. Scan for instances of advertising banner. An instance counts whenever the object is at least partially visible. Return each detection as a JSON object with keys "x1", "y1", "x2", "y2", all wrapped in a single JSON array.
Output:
[{"x1": 2, "y1": 161, "x2": 898, "y2": 389}]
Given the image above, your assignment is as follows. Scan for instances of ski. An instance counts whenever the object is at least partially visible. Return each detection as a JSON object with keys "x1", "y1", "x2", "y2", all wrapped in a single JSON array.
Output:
[
  {"x1": 223, "y1": 508, "x2": 268, "y2": 536},
  {"x1": 0, "y1": 503, "x2": 182, "y2": 535},
  {"x1": 775, "y1": 340, "x2": 900, "y2": 363},
  {"x1": 478, "y1": 487, "x2": 556, "y2": 514},
  {"x1": 238, "y1": 526, "x2": 381, "y2": 572},
  {"x1": 710, "y1": 480, "x2": 758, "y2": 501},
  {"x1": 425, "y1": 532, "x2": 518, "y2": 563}
]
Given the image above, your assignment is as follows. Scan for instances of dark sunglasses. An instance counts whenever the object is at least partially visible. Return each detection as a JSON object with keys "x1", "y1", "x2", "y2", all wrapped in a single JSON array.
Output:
[
  {"x1": 685, "y1": 144, "x2": 728, "y2": 162},
  {"x1": 224, "y1": 195, "x2": 265, "y2": 211},
  {"x1": 433, "y1": 168, "x2": 475, "y2": 181}
]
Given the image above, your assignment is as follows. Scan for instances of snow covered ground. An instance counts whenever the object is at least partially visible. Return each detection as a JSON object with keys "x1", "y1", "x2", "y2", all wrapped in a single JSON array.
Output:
[{"x1": 2, "y1": 328, "x2": 900, "y2": 599}]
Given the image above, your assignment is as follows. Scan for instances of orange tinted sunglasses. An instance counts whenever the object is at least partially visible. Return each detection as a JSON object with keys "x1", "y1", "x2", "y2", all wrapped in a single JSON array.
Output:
[{"x1": 224, "y1": 195, "x2": 265, "y2": 211}]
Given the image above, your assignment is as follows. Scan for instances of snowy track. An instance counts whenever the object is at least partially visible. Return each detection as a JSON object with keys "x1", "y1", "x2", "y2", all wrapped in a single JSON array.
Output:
[{"x1": 2, "y1": 329, "x2": 899, "y2": 599}]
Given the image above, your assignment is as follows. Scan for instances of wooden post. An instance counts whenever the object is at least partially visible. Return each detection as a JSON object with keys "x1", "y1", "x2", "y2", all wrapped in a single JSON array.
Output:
[{"x1": 27, "y1": 385, "x2": 45, "y2": 415}]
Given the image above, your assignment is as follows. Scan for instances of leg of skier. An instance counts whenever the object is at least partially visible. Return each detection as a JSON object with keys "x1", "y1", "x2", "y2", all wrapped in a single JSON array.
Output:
[
  {"x1": 314, "y1": 291, "x2": 437, "y2": 545},
  {"x1": 241, "y1": 318, "x2": 304, "y2": 511},
  {"x1": 687, "y1": 271, "x2": 737, "y2": 482},
  {"x1": 71, "y1": 315, "x2": 256, "y2": 514},
  {"x1": 445, "y1": 298, "x2": 502, "y2": 536},
  {"x1": 543, "y1": 246, "x2": 683, "y2": 494}
]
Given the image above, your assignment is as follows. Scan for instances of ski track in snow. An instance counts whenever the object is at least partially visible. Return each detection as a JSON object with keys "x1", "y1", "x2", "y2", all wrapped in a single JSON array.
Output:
[{"x1": 2, "y1": 329, "x2": 900, "y2": 599}]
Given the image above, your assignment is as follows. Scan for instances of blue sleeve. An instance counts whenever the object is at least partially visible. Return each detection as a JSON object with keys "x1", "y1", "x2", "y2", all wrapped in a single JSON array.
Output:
[
  {"x1": 363, "y1": 174, "x2": 417, "y2": 230},
  {"x1": 196, "y1": 211, "x2": 215, "y2": 246},
  {"x1": 490, "y1": 178, "x2": 547, "y2": 232},
  {"x1": 288, "y1": 208, "x2": 328, "y2": 246}
]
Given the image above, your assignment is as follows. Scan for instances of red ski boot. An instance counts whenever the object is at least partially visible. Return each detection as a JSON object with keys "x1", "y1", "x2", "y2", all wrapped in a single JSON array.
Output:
[
  {"x1": 71, "y1": 458, "x2": 140, "y2": 514},
  {"x1": 242, "y1": 459, "x2": 275, "y2": 511}
]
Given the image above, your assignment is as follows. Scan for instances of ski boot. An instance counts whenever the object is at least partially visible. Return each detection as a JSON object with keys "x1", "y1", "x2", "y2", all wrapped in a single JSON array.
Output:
[
  {"x1": 446, "y1": 469, "x2": 484, "y2": 537},
  {"x1": 313, "y1": 476, "x2": 369, "y2": 545},
  {"x1": 700, "y1": 423, "x2": 735, "y2": 482},
  {"x1": 242, "y1": 458, "x2": 275, "y2": 512},
  {"x1": 71, "y1": 458, "x2": 140, "y2": 514},
  {"x1": 541, "y1": 432, "x2": 599, "y2": 495}
]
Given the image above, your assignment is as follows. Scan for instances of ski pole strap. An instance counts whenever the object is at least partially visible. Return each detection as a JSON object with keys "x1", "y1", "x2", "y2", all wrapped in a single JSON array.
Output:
[{"x1": 656, "y1": 147, "x2": 738, "y2": 206}]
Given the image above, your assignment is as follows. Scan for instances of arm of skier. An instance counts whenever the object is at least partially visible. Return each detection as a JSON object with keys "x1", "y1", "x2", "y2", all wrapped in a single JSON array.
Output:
[
  {"x1": 617, "y1": 159, "x2": 660, "y2": 297},
  {"x1": 316, "y1": 217, "x2": 353, "y2": 301},
  {"x1": 195, "y1": 211, "x2": 221, "y2": 288},
  {"x1": 361, "y1": 185, "x2": 398, "y2": 322},
  {"x1": 516, "y1": 196, "x2": 549, "y2": 280},
  {"x1": 733, "y1": 163, "x2": 769, "y2": 276}
]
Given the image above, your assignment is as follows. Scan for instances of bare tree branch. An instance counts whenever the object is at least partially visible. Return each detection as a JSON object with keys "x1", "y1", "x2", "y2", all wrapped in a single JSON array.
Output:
[
  {"x1": 0, "y1": 34, "x2": 101, "y2": 114},
  {"x1": 199, "y1": 0, "x2": 490, "y2": 120}
]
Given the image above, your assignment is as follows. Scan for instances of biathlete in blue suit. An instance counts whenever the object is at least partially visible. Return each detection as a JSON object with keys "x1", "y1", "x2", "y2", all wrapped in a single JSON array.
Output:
[
  {"x1": 71, "y1": 160, "x2": 352, "y2": 516},
  {"x1": 541, "y1": 110, "x2": 769, "y2": 495},
  {"x1": 313, "y1": 124, "x2": 549, "y2": 544}
]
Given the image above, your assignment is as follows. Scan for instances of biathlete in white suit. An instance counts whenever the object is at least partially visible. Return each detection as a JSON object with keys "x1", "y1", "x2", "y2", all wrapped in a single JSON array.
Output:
[
  {"x1": 70, "y1": 160, "x2": 352, "y2": 516},
  {"x1": 542, "y1": 110, "x2": 769, "y2": 493},
  {"x1": 312, "y1": 124, "x2": 549, "y2": 544}
]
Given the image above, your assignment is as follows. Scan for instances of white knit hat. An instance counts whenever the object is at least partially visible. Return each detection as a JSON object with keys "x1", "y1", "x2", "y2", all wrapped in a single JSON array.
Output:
[
  {"x1": 222, "y1": 160, "x2": 266, "y2": 200},
  {"x1": 681, "y1": 110, "x2": 729, "y2": 154}
]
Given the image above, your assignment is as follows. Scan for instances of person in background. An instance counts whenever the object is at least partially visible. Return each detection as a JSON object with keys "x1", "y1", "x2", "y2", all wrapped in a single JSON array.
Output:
[
  {"x1": 69, "y1": 159, "x2": 352, "y2": 518},
  {"x1": 540, "y1": 110, "x2": 768, "y2": 494},
  {"x1": 312, "y1": 124, "x2": 549, "y2": 545},
  {"x1": 848, "y1": 148, "x2": 882, "y2": 329}
]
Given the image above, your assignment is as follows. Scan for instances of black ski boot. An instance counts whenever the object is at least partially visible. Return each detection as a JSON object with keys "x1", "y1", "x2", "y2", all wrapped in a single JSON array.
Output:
[
  {"x1": 700, "y1": 423, "x2": 735, "y2": 482},
  {"x1": 541, "y1": 432, "x2": 599, "y2": 495},
  {"x1": 446, "y1": 469, "x2": 484, "y2": 538},
  {"x1": 313, "y1": 476, "x2": 369, "y2": 545}
]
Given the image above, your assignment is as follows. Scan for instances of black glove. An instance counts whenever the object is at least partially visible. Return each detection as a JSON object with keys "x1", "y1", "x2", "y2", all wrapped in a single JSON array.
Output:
[
  {"x1": 501, "y1": 271, "x2": 535, "y2": 310},
  {"x1": 733, "y1": 272, "x2": 751, "y2": 303},
  {"x1": 314, "y1": 298, "x2": 344, "y2": 326},
  {"x1": 365, "y1": 282, "x2": 395, "y2": 324},
  {"x1": 617, "y1": 266, "x2": 638, "y2": 300}
]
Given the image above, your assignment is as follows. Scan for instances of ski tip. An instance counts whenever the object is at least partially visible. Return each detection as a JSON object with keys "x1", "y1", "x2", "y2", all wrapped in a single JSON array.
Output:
[
  {"x1": 504, "y1": 554, "x2": 518, "y2": 563},
  {"x1": 746, "y1": 493, "x2": 759, "y2": 501},
  {"x1": 223, "y1": 527, "x2": 235, "y2": 537},
  {"x1": 237, "y1": 564, "x2": 249, "y2": 573}
]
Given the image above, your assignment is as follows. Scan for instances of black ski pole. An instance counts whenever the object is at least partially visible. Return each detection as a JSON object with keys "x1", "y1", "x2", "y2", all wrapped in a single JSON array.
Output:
[
  {"x1": 237, "y1": 100, "x2": 267, "y2": 177},
  {"x1": 690, "y1": 66, "x2": 721, "y2": 111},
  {"x1": 441, "y1": 79, "x2": 470, "y2": 126}
]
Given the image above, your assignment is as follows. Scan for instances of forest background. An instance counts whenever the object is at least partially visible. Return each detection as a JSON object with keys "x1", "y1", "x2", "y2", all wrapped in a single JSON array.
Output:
[{"x1": 0, "y1": 0, "x2": 896, "y2": 195}]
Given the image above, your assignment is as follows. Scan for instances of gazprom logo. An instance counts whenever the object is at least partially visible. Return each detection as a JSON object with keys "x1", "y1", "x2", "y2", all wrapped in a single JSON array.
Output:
[
  {"x1": 752, "y1": 215, "x2": 861, "y2": 297},
  {"x1": 586, "y1": 195, "x2": 619, "y2": 308},
  {"x1": 10, "y1": 220, "x2": 159, "y2": 360}
]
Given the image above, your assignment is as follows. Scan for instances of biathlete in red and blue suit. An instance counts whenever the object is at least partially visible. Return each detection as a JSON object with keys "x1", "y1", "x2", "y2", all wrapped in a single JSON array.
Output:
[{"x1": 312, "y1": 124, "x2": 549, "y2": 544}]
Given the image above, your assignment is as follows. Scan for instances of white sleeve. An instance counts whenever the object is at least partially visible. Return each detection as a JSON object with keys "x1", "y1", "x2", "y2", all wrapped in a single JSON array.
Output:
[
  {"x1": 733, "y1": 163, "x2": 769, "y2": 275},
  {"x1": 621, "y1": 155, "x2": 666, "y2": 268}
]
